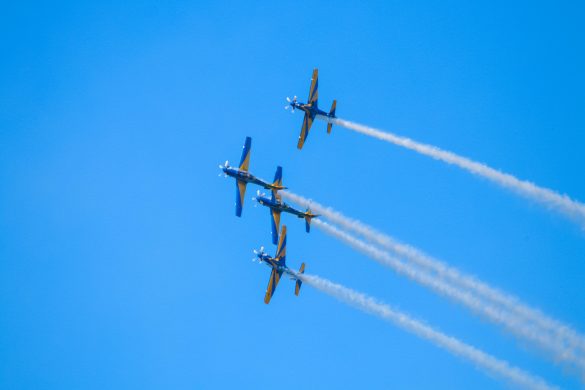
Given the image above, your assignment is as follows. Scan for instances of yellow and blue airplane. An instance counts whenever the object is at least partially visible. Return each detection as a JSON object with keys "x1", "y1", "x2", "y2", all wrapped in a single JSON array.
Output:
[
  {"x1": 254, "y1": 189, "x2": 319, "y2": 245},
  {"x1": 253, "y1": 225, "x2": 306, "y2": 304},
  {"x1": 286, "y1": 68, "x2": 337, "y2": 149},
  {"x1": 219, "y1": 136, "x2": 287, "y2": 217}
]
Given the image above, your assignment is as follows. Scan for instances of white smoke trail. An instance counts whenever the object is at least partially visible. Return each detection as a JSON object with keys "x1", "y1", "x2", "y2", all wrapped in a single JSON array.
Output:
[
  {"x1": 298, "y1": 273, "x2": 558, "y2": 390},
  {"x1": 309, "y1": 218, "x2": 585, "y2": 374},
  {"x1": 282, "y1": 190, "x2": 585, "y2": 361},
  {"x1": 319, "y1": 116, "x2": 585, "y2": 227}
]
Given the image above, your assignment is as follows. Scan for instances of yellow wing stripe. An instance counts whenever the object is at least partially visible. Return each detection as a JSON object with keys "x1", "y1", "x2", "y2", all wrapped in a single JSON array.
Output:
[
  {"x1": 276, "y1": 225, "x2": 287, "y2": 260},
  {"x1": 239, "y1": 149, "x2": 250, "y2": 171},
  {"x1": 308, "y1": 68, "x2": 318, "y2": 105},
  {"x1": 272, "y1": 210, "x2": 281, "y2": 236},
  {"x1": 264, "y1": 268, "x2": 280, "y2": 304},
  {"x1": 297, "y1": 114, "x2": 313, "y2": 150},
  {"x1": 237, "y1": 180, "x2": 247, "y2": 208}
]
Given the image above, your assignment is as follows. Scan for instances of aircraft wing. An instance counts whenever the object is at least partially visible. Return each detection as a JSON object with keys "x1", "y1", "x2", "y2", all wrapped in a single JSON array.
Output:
[
  {"x1": 275, "y1": 225, "x2": 287, "y2": 261},
  {"x1": 296, "y1": 113, "x2": 314, "y2": 150},
  {"x1": 264, "y1": 267, "x2": 282, "y2": 304},
  {"x1": 270, "y1": 209, "x2": 281, "y2": 245},
  {"x1": 307, "y1": 68, "x2": 318, "y2": 106},
  {"x1": 239, "y1": 136, "x2": 251, "y2": 171},
  {"x1": 235, "y1": 179, "x2": 247, "y2": 217}
]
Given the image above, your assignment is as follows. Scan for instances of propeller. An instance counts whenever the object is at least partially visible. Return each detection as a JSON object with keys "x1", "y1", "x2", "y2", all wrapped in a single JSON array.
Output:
[
  {"x1": 218, "y1": 160, "x2": 229, "y2": 177},
  {"x1": 285, "y1": 96, "x2": 297, "y2": 113},
  {"x1": 252, "y1": 189, "x2": 262, "y2": 205},
  {"x1": 252, "y1": 189, "x2": 266, "y2": 201}
]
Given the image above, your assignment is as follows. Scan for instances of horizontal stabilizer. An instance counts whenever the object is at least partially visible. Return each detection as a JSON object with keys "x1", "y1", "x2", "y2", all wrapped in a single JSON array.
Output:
[
  {"x1": 304, "y1": 209, "x2": 318, "y2": 233},
  {"x1": 272, "y1": 166, "x2": 284, "y2": 193},
  {"x1": 327, "y1": 100, "x2": 336, "y2": 134},
  {"x1": 295, "y1": 263, "x2": 306, "y2": 296}
]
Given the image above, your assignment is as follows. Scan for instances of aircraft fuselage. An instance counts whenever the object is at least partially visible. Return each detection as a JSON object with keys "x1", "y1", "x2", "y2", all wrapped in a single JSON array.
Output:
[
  {"x1": 222, "y1": 166, "x2": 275, "y2": 189},
  {"x1": 256, "y1": 194, "x2": 308, "y2": 218},
  {"x1": 256, "y1": 252, "x2": 288, "y2": 271},
  {"x1": 291, "y1": 101, "x2": 330, "y2": 119}
]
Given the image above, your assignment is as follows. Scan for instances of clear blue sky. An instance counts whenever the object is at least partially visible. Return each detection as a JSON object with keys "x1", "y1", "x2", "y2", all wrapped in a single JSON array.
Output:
[{"x1": 1, "y1": 1, "x2": 584, "y2": 389}]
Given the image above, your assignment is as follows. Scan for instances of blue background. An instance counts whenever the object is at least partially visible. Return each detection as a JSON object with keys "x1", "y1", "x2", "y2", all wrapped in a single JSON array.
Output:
[{"x1": 1, "y1": 1, "x2": 584, "y2": 388}]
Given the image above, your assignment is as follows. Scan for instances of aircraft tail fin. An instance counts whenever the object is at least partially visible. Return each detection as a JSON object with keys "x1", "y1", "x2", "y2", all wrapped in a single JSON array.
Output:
[
  {"x1": 327, "y1": 100, "x2": 336, "y2": 134},
  {"x1": 295, "y1": 263, "x2": 306, "y2": 296}
]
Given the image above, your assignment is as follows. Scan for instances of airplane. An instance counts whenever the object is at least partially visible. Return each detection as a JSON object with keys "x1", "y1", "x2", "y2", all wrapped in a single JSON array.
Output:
[
  {"x1": 254, "y1": 189, "x2": 319, "y2": 245},
  {"x1": 286, "y1": 68, "x2": 337, "y2": 150},
  {"x1": 219, "y1": 136, "x2": 287, "y2": 217},
  {"x1": 252, "y1": 225, "x2": 306, "y2": 304}
]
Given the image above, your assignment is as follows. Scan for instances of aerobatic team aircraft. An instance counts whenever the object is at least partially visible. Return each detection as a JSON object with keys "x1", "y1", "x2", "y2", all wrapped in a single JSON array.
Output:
[
  {"x1": 220, "y1": 136, "x2": 287, "y2": 217},
  {"x1": 254, "y1": 189, "x2": 319, "y2": 245},
  {"x1": 286, "y1": 68, "x2": 337, "y2": 150},
  {"x1": 253, "y1": 225, "x2": 306, "y2": 304}
]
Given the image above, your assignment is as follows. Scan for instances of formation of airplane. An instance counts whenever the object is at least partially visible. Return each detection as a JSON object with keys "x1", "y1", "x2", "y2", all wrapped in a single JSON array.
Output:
[
  {"x1": 254, "y1": 189, "x2": 319, "y2": 245},
  {"x1": 286, "y1": 68, "x2": 337, "y2": 150},
  {"x1": 220, "y1": 68, "x2": 334, "y2": 303},
  {"x1": 253, "y1": 225, "x2": 306, "y2": 304},
  {"x1": 219, "y1": 136, "x2": 286, "y2": 217}
]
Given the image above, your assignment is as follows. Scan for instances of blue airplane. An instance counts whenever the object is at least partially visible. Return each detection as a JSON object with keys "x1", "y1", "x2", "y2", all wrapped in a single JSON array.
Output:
[
  {"x1": 220, "y1": 136, "x2": 287, "y2": 217},
  {"x1": 253, "y1": 225, "x2": 306, "y2": 304},
  {"x1": 254, "y1": 189, "x2": 319, "y2": 245},
  {"x1": 286, "y1": 68, "x2": 337, "y2": 150}
]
